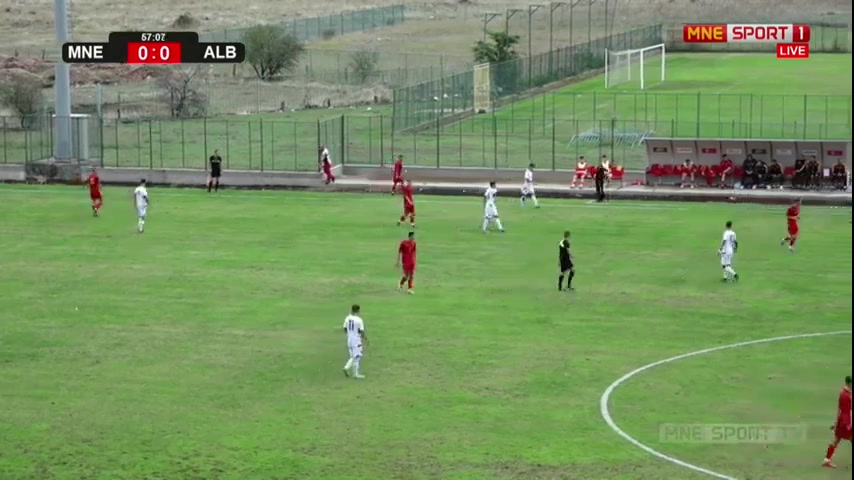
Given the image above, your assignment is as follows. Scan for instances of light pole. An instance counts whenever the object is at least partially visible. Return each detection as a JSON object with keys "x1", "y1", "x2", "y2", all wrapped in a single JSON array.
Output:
[
  {"x1": 482, "y1": 13, "x2": 501, "y2": 41},
  {"x1": 53, "y1": 0, "x2": 73, "y2": 160}
]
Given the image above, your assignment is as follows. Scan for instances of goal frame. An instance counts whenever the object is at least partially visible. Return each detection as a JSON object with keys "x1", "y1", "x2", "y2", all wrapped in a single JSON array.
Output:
[{"x1": 604, "y1": 43, "x2": 666, "y2": 90}]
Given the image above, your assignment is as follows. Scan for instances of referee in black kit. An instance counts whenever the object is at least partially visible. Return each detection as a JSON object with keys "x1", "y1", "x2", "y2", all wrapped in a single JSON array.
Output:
[
  {"x1": 594, "y1": 159, "x2": 608, "y2": 202},
  {"x1": 558, "y1": 231, "x2": 575, "y2": 292},
  {"x1": 207, "y1": 149, "x2": 222, "y2": 192}
]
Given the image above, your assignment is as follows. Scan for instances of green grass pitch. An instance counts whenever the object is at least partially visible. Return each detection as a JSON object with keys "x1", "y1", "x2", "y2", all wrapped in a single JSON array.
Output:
[
  {"x1": 3, "y1": 53, "x2": 850, "y2": 171},
  {"x1": 0, "y1": 185, "x2": 851, "y2": 480}
]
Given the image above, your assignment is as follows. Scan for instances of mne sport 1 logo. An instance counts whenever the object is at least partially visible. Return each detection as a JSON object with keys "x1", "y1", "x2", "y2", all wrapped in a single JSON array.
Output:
[{"x1": 682, "y1": 23, "x2": 811, "y2": 59}]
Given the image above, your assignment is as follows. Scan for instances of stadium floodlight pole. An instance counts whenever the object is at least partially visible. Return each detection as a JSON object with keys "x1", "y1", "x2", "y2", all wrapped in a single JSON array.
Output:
[
  {"x1": 567, "y1": 0, "x2": 584, "y2": 48},
  {"x1": 586, "y1": 0, "x2": 597, "y2": 45},
  {"x1": 53, "y1": 0, "x2": 73, "y2": 160},
  {"x1": 482, "y1": 13, "x2": 502, "y2": 41}
]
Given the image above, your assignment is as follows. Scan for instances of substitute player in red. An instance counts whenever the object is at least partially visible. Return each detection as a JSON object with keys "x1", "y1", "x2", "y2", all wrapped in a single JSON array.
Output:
[
  {"x1": 780, "y1": 198, "x2": 801, "y2": 252},
  {"x1": 391, "y1": 154, "x2": 404, "y2": 194},
  {"x1": 319, "y1": 145, "x2": 336, "y2": 184},
  {"x1": 86, "y1": 169, "x2": 103, "y2": 216},
  {"x1": 397, "y1": 180, "x2": 415, "y2": 228},
  {"x1": 396, "y1": 231, "x2": 416, "y2": 294},
  {"x1": 823, "y1": 375, "x2": 852, "y2": 469}
]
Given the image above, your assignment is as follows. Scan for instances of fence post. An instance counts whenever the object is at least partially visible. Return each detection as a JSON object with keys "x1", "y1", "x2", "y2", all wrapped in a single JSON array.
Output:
[
  {"x1": 551, "y1": 109, "x2": 556, "y2": 171},
  {"x1": 135, "y1": 120, "x2": 140, "y2": 168},
  {"x1": 115, "y1": 119, "x2": 120, "y2": 167},
  {"x1": 203, "y1": 117, "x2": 208, "y2": 169},
  {"x1": 225, "y1": 120, "x2": 230, "y2": 168},
  {"x1": 339, "y1": 115, "x2": 346, "y2": 165},
  {"x1": 492, "y1": 113, "x2": 498, "y2": 169},
  {"x1": 270, "y1": 121, "x2": 275, "y2": 171},
  {"x1": 159, "y1": 121, "x2": 164, "y2": 168},
  {"x1": 248, "y1": 121, "x2": 253, "y2": 170},
  {"x1": 435, "y1": 117, "x2": 440, "y2": 167},
  {"x1": 695, "y1": 92, "x2": 701, "y2": 137},
  {"x1": 293, "y1": 122, "x2": 299, "y2": 171},
  {"x1": 148, "y1": 121, "x2": 154, "y2": 169},
  {"x1": 180, "y1": 119, "x2": 186, "y2": 168},
  {"x1": 368, "y1": 116, "x2": 374, "y2": 163},
  {"x1": 379, "y1": 116, "x2": 385, "y2": 166},
  {"x1": 390, "y1": 115, "x2": 395, "y2": 161},
  {"x1": 259, "y1": 118, "x2": 265, "y2": 172},
  {"x1": 2, "y1": 117, "x2": 6, "y2": 164}
]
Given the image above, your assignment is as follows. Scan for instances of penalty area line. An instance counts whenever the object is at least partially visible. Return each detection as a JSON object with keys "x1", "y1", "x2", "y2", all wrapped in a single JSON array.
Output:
[{"x1": 599, "y1": 330, "x2": 853, "y2": 480}]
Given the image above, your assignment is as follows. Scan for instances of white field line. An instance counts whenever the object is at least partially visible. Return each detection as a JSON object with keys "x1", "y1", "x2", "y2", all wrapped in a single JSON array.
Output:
[{"x1": 599, "y1": 330, "x2": 853, "y2": 480}]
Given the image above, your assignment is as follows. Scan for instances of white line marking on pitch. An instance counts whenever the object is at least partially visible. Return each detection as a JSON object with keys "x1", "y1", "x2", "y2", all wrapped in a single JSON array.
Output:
[{"x1": 599, "y1": 330, "x2": 853, "y2": 480}]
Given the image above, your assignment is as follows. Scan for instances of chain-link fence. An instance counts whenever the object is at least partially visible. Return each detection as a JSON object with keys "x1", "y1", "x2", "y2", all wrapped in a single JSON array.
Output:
[{"x1": 4, "y1": 99, "x2": 850, "y2": 170}]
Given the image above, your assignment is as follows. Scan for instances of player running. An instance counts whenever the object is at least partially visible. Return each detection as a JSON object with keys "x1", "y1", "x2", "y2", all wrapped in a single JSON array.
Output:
[
  {"x1": 319, "y1": 145, "x2": 336, "y2": 184},
  {"x1": 396, "y1": 231, "x2": 417, "y2": 294},
  {"x1": 482, "y1": 181, "x2": 505, "y2": 233},
  {"x1": 781, "y1": 198, "x2": 801, "y2": 252},
  {"x1": 391, "y1": 154, "x2": 404, "y2": 194},
  {"x1": 520, "y1": 163, "x2": 540, "y2": 208},
  {"x1": 342, "y1": 305, "x2": 368, "y2": 379},
  {"x1": 132, "y1": 179, "x2": 149, "y2": 234},
  {"x1": 86, "y1": 169, "x2": 103, "y2": 216},
  {"x1": 397, "y1": 180, "x2": 415, "y2": 228},
  {"x1": 719, "y1": 221, "x2": 739, "y2": 282},
  {"x1": 823, "y1": 375, "x2": 852, "y2": 468}
]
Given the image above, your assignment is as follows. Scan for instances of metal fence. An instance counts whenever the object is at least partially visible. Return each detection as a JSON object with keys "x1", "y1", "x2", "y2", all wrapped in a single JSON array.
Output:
[
  {"x1": 198, "y1": 5, "x2": 406, "y2": 43},
  {"x1": 391, "y1": 25, "x2": 664, "y2": 131},
  {"x1": 4, "y1": 108, "x2": 850, "y2": 172},
  {"x1": 665, "y1": 22, "x2": 852, "y2": 52}
]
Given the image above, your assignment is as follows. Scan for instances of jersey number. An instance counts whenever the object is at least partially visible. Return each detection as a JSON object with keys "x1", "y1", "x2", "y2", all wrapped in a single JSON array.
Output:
[{"x1": 347, "y1": 320, "x2": 355, "y2": 332}]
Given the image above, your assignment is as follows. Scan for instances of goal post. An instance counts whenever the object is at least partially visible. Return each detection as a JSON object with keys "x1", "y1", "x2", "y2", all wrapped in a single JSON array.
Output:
[{"x1": 605, "y1": 43, "x2": 666, "y2": 90}]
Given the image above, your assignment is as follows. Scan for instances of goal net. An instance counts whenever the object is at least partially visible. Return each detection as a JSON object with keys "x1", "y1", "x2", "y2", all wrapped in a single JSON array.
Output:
[{"x1": 605, "y1": 43, "x2": 666, "y2": 90}]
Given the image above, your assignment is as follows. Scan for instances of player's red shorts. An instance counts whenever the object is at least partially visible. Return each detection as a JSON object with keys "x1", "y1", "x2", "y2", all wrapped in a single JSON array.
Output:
[
  {"x1": 574, "y1": 172, "x2": 585, "y2": 179},
  {"x1": 402, "y1": 263, "x2": 416, "y2": 276},
  {"x1": 787, "y1": 220, "x2": 799, "y2": 236},
  {"x1": 90, "y1": 191, "x2": 102, "y2": 201},
  {"x1": 834, "y1": 422, "x2": 852, "y2": 441},
  {"x1": 403, "y1": 204, "x2": 415, "y2": 215},
  {"x1": 393, "y1": 176, "x2": 403, "y2": 184}
]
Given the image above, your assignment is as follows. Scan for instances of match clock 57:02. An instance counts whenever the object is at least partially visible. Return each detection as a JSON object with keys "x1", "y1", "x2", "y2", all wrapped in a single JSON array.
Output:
[{"x1": 126, "y1": 42, "x2": 182, "y2": 64}]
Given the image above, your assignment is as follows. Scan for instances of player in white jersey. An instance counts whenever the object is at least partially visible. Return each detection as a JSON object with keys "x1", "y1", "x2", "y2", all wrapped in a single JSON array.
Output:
[
  {"x1": 482, "y1": 181, "x2": 505, "y2": 233},
  {"x1": 719, "y1": 221, "x2": 739, "y2": 282},
  {"x1": 342, "y1": 304, "x2": 368, "y2": 379},
  {"x1": 132, "y1": 179, "x2": 149, "y2": 233},
  {"x1": 520, "y1": 163, "x2": 540, "y2": 208}
]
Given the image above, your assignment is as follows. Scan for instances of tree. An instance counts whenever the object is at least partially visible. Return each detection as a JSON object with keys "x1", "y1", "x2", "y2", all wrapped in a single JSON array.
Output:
[
  {"x1": 473, "y1": 31, "x2": 520, "y2": 64},
  {"x1": 158, "y1": 66, "x2": 208, "y2": 118},
  {"x1": 349, "y1": 50, "x2": 379, "y2": 85},
  {"x1": 0, "y1": 77, "x2": 44, "y2": 129},
  {"x1": 242, "y1": 25, "x2": 304, "y2": 81}
]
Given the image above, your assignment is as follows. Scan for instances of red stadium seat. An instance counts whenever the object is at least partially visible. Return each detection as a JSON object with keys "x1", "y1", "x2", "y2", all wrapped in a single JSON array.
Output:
[
  {"x1": 783, "y1": 166, "x2": 796, "y2": 176},
  {"x1": 610, "y1": 167, "x2": 624, "y2": 180},
  {"x1": 732, "y1": 166, "x2": 743, "y2": 178},
  {"x1": 646, "y1": 163, "x2": 664, "y2": 185},
  {"x1": 587, "y1": 165, "x2": 597, "y2": 179}
]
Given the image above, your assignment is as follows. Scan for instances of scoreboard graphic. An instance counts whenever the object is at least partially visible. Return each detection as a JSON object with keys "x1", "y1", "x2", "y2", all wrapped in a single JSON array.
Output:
[
  {"x1": 682, "y1": 24, "x2": 812, "y2": 59},
  {"x1": 62, "y1": 32, "x2": 245, "y2": 64}
]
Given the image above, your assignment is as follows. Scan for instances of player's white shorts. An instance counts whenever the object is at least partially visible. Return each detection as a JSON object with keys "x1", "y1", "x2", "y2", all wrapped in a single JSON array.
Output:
[
  {"x1": 484, "y1": 205, "x2": 499, "y2": 219},
  {"x1": 521, "y1": 184, "x2": 535, "y2": 197},
  {"x1": 348, "y1": 344, "x2": 363, "y2": 358},
  {"x1": 136, "y1": 205, "x2": 147, "y2": 218},
  {"x1": 720, "y1": 252, "x2": 733, "y2": 267}
]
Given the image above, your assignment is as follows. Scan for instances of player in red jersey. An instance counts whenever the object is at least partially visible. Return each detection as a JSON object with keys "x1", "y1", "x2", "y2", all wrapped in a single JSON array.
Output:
[
  {"x1": 397, "y1": 180, "x2": 415, "y2": 228},
  {"x1": 823, "y1": 375, "x2": 852, "y2": 468},
  {"x1": 396, "y1": 231, "x2": 416, "y2": 294},
  {"x1": 780, "y1": 198, "x2": 801, "y2": 252},
  {"x1": 391, "y1": 154, "x2": 404, "y2": 194},
  {"x1": 86, "y1": 169, "x2": 103, "y2": 216}
]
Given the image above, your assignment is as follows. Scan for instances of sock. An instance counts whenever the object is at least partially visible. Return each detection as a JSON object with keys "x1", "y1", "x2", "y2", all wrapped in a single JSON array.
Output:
[
  {"x1": 826, "y1": 443, "x2": 836, "y2": 460},
  {"x1": 520, "y1": 196, "x2": 525, "y2": 206},
  {"x1": 214, "y1": 180, "x2": 219, "y2": 192},
  {"x1": 410, "y1": 216, "x2": 415, "y2": 226},
  {"x1": 558, "y1": 275, "x2": 564, "y2": 290},
  {"x1": 789, "y1": 238, "x2": 796, "y2": 247},
  {"x1": 353, "y1": 357, "x2": 361, "y2": 376},
  {"x1": 138, "y1": 219, "x2": 145, "y2": 232},
  {"x1": 399, "y1": 276, "x2": 407, "y2": 287},
  {"x1": 494, "y1": 219, "x2": 504, "y2": 231},
  {"x1": 407, "y1": 277, "x2": 414, "y2": 289},
  {"x1": 567, "y1": 271, "x2": 575, "y2": 288},
  {"x1": 344, "y1": 357, "x2": 353, "y2": 371},
  {"x1": 400, "y1": 215, "x2": 406, "y2": 223},
  {"x1": 722, "y1": 267, "x2": 730, "y2": 280},
  {"x1": 725, "y1": 266, "x2": 737, "y2": 278},
  {"x1": 482, "y1": 218, "x2": 489, "y2": 232},
  {"x1": 207, "y1": 182, "x2": 211, "y2": 192},
  {"x1": 531, "y1": 196, "x2": 539, "y2": 207}
]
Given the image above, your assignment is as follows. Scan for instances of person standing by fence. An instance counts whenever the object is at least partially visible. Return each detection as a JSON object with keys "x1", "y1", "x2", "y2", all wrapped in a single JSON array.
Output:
[
  {"x1": 207, "y1": 150, "x2": 222, "y2": 193},
  {"x1": 595, "y1": 161, "x2": 608, "y2": 202}
]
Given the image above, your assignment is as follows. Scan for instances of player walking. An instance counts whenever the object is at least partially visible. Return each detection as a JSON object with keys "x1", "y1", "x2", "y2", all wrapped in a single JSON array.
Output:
[
  {"x1": 207, "y1": 149, "x2": 222, "y2": 192},
  {"x1": 482, "y1": 181, "x2": 505, "y2": 233},
  {"x1": 391, "y1": 154, "x2": 404, "y2": 194},
  {"x1": 397, "y1": 180, "x2": 416, "y2": 228},
  {"x1": 342, "y1": 305, "x2": 368, "y2": 379},
  {"x1": 396, "y1": 231, "x2": 417, "y2": 294},
  {"x1": 781, "y1": 198, "x2": 801, "y2": 252},
  {"x1": 719, "y1": 221, "x2": 739, "y2": 282},
  {"x1": 823, "y1": 375, "x2": 852, "y2": 468},
  {"x1": 558, "y1": 230, "x2": 575, "y2": 291},
  {"x1": 319, "y1": 145, "x2": 336, "y2": 184},
  {"x1": 132, "y1": 179, "x2": 149, "y2": 234},
  {"x1": 520, "y1": 163, "x2": 540, "y2": 208},
  {"x1": 87, "y1": 169, "x2": 103, "y2": 216}
]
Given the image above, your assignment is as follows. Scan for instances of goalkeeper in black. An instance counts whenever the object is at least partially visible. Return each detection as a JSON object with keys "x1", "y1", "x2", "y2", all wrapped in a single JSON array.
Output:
[{"x1": 558, "y1": 230, "x2": 575, "y2": 291}]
